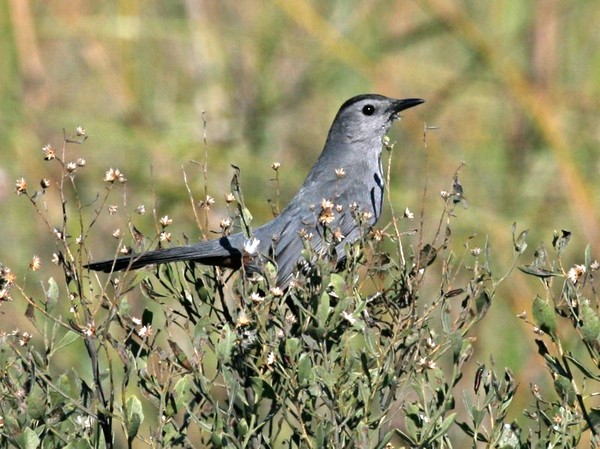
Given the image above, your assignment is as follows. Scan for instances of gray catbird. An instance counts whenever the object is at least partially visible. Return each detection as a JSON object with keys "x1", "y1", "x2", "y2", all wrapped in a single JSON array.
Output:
[{"x1": 85, "y1": 94, "x2": 424, "y2": 286}]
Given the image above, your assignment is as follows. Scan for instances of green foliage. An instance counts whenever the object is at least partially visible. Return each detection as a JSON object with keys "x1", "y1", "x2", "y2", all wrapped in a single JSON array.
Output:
[{"x1": 3, "y1": 130, "x2": 600, "y2": 449}]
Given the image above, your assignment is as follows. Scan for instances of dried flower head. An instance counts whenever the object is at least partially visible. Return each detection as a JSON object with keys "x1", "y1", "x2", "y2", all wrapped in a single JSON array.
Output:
[
  {"x1": 107, "y1": 205, "x2": 118, "y2": 215},
  {"x1": 220, "y1": 218, "x2": 232, "y2": 229},
  {"x1": 370, "y1": 228, "x2": 385, "y2": 241},
  {"x1": 225, "y1": 193, "x2": 236, "y2": 203},
  {"x1": 76, "y1": 126, "x2": 86, "y2": 137},
  {"x1": 236, "y1": 310, "x2": 251, "y2": 327},
  {"x1": 335, "y1": 168, "x2": 346, "y2": 178},
  {"x1": 15, "y1": 178, "x2": 27, "y2": 195},
  {"x1": 332, "y1": 227, "x2": 345, "y2": 242},
  {"x1": 271, "y1": 162, "x2": 281, "y2": 171},
  {"x1": 404, "y1": 207, "x2": 414, "y2": 220},
  {"x1": 199, "y1": 195, "x2": 215, "y2": 210},
  {"x1": 42, "y1": 144, "x2": 56, "y2": 160},
  {"x1": 159, "y1": 215, "x2": 173, "y2": 227},
  {"x1": 53, "y1": 228, "x2": 64, "y2": 240},
  {"x1": 319, "y1": 198, "x2": 335, "y2": 225},
  {"x1": 104, "y1": 168, "x2": 126, "y2": 183},
  {"x1": 83, "y1": 322, "x2": 96, "y2": 337},
  {"x1": 76, "y1": 158, "x2": 86, "y2": 167},
  {"x1": 66, "y1": 162, "x2": 77, "y2": 173},
  {"x1": 297, "y1": 228, "x2": 313, "y2": 240},
  {"x1": 135, "y1": 205, "x2": 146, "y2": 215},
  {"x1": 19, "y1": 332, "x2": 32, "y2": 346},
  {"x1": 138, "y1": 324, "x2": 154, "y2": 338},
  {"x1": 159, "y1": 232, "x2": 172, "y2": 242},
  {"x1": 567, "y1": 264, "x2": 586, "y2": 284},
  {"x1": 40, "y1": 178, "x2": 51, "y2": 189},
  {"x1": 270, "y1": 287, "x2": 284, "y2": 298}
]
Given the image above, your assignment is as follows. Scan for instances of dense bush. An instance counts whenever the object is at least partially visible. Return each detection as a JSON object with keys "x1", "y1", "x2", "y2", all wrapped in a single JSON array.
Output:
[{"x1": 2, "y1": 131, "x2": 600, "y2": 448}]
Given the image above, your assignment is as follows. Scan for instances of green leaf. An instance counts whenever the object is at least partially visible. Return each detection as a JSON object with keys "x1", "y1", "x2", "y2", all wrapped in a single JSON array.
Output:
[
  {"x1": 518, "y1": 265, "x2": 560, "y2": 279},
  {"x1": 216, "y1": 324, "x2": 235, "y2": 363},
  {"x1": 475, "y1": 290, "x2": 491, "y2": 318},
  {"x1": 512, "y1": 224, "x2": 528, "y2": 254},
  {"x1": 316, "y1": 291, "x2": 331, "y2": 328},
  {"x1": 298, "y1": 353, "x2": 312, "y2": 387},
  {"x1": 14, "y1": 427, "x2": 40, "y2": 449},
  {"x1": 587, "y1": 408, "x2": 600, "y2": 435},
  {"x1": 125, "y1": 395, "x2": 144, "y2": 441},
  {"x1": 532, "y1": 296, "x2": 557, "y2": 336},
  {"x1": 45, "y1": 277, "x2": 59, "y2": 313},
  {"x1": 26, "y1": 384, "x2": 46, "y2": 420},
  {"x1": 565, "y1": 354, "x2": 600, "y2": 381},
  {"x1": 585, "y1": 244, "x2": 593, "y2": 270},
  {"x1": 53, "y1": 331, "x2": 80, "y2": 354},
  {"x1": 251, "y1": 376, "x2": 275, "y2": 400},
  {"x1": 554, "y1": 375, "x2": 576, "y2": 407},
  {"x1": 173, "y1": 375, "x2": 192, "y2": 407},
  {"x1": 580, "y1": 301, "x2": 600, "y2": 344},
  {"x1": 328, "y1": 273, "x2": 345, "y2": 297},
  {"x1": 451, "y1": 333, "x2": 463, "y2": 364},
  {"x1": 285, "y1": 337, "x2": 301, "y2": 360},
  {"x1": 429, "y1": 413, "x2": 456, "y2": 443},
  {"x1": 64, "y1": 439, "x2": 93, "y2": 449}
]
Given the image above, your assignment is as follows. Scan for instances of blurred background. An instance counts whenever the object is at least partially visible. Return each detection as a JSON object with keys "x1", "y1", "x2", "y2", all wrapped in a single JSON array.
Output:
[{"x1": 1, "y1": 0, "x2": 599, "y2": 439}]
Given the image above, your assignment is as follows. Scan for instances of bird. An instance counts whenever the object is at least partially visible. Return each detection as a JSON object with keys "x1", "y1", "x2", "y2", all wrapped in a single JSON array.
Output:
[{"x1": 85, "y1": 94, "x2": 424, "y2": 287}]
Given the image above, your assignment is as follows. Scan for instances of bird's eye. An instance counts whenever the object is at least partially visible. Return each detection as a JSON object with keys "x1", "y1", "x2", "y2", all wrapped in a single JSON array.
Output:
[{"x1": 362, "y1": 104, "x2": 375, "y2": 116}]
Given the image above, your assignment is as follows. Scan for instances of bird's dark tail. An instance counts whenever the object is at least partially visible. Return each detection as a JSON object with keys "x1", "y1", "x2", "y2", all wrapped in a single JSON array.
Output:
[{"x1": 84, "y1": 236, "x2": 244, "y2": 273}]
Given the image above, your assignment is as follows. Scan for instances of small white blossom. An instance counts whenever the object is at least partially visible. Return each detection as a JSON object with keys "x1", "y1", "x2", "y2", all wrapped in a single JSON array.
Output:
[
  {"x1": 138, "y1": 325, "x2": 153, "y2": 338},
  {"x1": 76, "y1": 414, "x2": 93, "y2": 429},
  {"x1": 470, "y1": 247, "x2": 481, "y2": 256},
  {"x1": 341, "y1": 311, "x2": 356, "y2": 325},
  {"x1": 243, "y1": 238, "x2": 260, "y2": 256},
  {"x1": 159, "y1": 216, "x2": 172, "y2": 227},
  {"x1": 567, "y1": 264, "x2": 586, "y2": 284},
  {"x1": 270, "y1": 287, "x2": 284, "y2": 298}
]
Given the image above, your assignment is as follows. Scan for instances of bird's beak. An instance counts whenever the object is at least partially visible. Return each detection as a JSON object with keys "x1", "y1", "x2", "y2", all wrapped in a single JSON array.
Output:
[
  {"x1": 393, "y1": 98, "x2": 425, "y2": 112},
  {"x1": 389, "y1": 98, "x2": 425, "y2": 119}
]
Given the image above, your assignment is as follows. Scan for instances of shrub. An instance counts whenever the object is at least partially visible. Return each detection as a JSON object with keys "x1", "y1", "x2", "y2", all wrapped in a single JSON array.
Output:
[{"x1": 2, "y1": 130, "x2": 600, "y2": 448}]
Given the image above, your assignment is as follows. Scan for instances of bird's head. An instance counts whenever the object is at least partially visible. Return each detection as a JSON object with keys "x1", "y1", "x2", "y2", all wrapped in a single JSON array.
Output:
[{"x1": 331, "y1": 94, "x2": 424, "y2": 146}]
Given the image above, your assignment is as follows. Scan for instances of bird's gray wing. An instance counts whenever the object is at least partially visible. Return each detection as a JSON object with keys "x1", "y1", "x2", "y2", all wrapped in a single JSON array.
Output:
[{"x1": 267, "y1": 173, "x2": 380, "y2": 287}]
